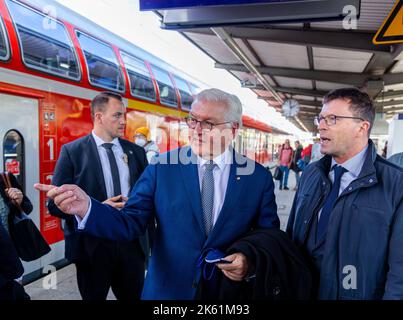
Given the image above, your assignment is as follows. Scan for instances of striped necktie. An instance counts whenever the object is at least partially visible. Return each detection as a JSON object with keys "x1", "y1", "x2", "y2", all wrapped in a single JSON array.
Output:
[{"x1": 201, "y1": 161, "x2": 216, "y2": 236}]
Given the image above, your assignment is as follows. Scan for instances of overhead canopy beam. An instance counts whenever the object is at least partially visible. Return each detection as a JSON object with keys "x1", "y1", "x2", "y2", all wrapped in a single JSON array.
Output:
[
  {"x1": 376, "y1": 90, "x2": 403, "y2": 100},
  {"x1": 272, "y1": 109, "x2": 318, "y2": 115},
  {"x1": 217, "y1": 63, "x2": 365, "y2": 85},
  {"x1": 298, "y1": 100, "x2": 322, "y2": 107},
  {"x1": 262, "y1": 98, "x2": 323, "y2": 107},
  {"x1": 253, "y1": 85, "x2": 327, "y2": 97},
  {"x1": 364, "y1": 52, "x2": 395, "y2": 76},
  {"x1": 260, "y1": 95, "x2": 400, "y2": 109},
  {"x1": 383, "y1": 73, "x2": 403, "y2": 86},
  {"x1": 183, "y1": 27, "x2": 392, "y2": 54},
  {"x1": 216, "y1": 63, "x2": 403, "y2": 87},
  {"x1": 378, "y1": 100, "x2": 403, "y2": 107},
  {"x1": 212, "y1": 27, "x2": 284, "y2": 103}
]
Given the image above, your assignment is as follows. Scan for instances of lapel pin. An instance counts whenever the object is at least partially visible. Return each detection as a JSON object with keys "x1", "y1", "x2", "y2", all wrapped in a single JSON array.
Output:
[
  {"x1": 237, "y1": 177, "x2": 241, "y2": 181},
  {"x1": 122, "y1": 153, "x2": 128, "y2": 164},
  {"x1": 129, "y1": 150, "x2": 133, "y2": 154}
]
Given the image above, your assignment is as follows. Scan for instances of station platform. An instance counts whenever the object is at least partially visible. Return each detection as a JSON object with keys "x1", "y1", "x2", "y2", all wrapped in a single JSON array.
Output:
[{"x1": 24, "y1": 172, "x2": 297, "y2": 300}]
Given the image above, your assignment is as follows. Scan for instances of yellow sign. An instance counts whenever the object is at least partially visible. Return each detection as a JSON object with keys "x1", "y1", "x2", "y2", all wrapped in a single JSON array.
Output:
[{"x1": 373, "y1": 0, "x2": 403, "y2": 45}]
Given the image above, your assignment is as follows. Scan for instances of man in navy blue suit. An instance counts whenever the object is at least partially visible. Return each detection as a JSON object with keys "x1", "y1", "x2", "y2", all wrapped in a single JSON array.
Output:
[
  {"x1": 36, "y1": 88, "x2": 279, "y2": 299},
  {"x1": 47, "y1": 91, "x2": 151, "y2": 300}
]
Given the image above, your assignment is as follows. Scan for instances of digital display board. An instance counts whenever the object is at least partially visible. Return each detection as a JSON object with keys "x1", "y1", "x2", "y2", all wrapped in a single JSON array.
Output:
[
  {"x1": 140, "y1": 0, "x2": 304, "y2": 11},
  {"x1": 152, "y1": 0, "x2": 361, "y2": 30}
]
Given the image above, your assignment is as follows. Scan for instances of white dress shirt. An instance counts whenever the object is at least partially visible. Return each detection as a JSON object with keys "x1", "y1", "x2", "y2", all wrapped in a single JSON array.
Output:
[
  {"x1": 91, "y1": 131, "x2": 131, "y2": 198},
  {"x1": 197, "y1": 148, "x2": 232, "y2": 226}
]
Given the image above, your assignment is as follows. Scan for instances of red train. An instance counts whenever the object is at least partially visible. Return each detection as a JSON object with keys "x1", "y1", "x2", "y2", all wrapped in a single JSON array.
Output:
[{"x1": 0, "y1": 0, "x2": 276, "y2": 279}]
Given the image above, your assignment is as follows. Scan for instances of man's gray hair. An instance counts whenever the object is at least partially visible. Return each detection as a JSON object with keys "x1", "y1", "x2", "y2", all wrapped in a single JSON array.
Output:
[{"x1": 193, "y1": 88, "x2": 243, "y2": 126}]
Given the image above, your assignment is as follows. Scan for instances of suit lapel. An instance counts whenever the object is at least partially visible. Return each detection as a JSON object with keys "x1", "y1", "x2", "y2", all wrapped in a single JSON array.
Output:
[
  {"x1": 179, "y1": 148, "x2": 205, "y2": 235},
  {"x1": 87, "y1": 135, "x2": 107, "y2": 200},
  {"x1": 206, "y1": 150, "x2": 247, "y2": 245}
]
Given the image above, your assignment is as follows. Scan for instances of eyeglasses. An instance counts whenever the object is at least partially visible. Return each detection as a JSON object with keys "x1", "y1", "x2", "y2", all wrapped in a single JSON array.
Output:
[
  {"x1": 185, "y1": 117, "x2": 233, "y2": 131},
  {"x1": 314, "y1": 114, "x2": 365, "y2": 126}
]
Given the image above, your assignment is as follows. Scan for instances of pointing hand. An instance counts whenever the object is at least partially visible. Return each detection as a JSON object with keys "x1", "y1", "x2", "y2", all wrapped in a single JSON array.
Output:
[{"x1": 34, "y1": 183, "x2": 89, "y2": 218}]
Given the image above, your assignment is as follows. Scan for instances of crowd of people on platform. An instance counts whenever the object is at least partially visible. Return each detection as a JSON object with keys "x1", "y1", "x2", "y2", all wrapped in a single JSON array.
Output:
[{"x1": 274, "y1": 138, "x2": 324, "y2": 191}]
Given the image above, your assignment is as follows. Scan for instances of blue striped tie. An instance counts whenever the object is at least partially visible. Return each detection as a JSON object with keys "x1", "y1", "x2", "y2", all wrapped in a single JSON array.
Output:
[{"x1": 201, "y1": 161, "x2": 216, "y2": 236}]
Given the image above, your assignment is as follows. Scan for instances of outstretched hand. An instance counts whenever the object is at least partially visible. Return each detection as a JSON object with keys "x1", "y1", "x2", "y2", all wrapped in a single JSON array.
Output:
[{"x1": 34, "y1": 183, "x2": 90, "y2": 218}]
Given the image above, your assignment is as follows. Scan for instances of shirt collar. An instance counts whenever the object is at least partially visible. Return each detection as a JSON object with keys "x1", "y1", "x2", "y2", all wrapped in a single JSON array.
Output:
[
  {"x1": 92, "y1": 131, "x2": 119, "y2": 148},
  {"x1": 198, "y1": 148, "x2": 232, "y2": 171},
  {"x1": 331, "y1": 145, "x2": 368, "y2": 178}
]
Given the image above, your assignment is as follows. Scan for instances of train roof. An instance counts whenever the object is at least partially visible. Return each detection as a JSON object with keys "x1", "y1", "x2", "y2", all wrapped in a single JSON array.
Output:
[
  {"x1": 6, "y1": 0, "x2": 277, "y2": 134},
  {"x1": 17, "y1": 0, "x2": 207, "y2": 88}
]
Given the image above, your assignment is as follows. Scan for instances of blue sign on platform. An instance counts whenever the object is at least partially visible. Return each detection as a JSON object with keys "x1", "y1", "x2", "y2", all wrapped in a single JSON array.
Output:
[{"x1": 140, "y1": 0, "x2": 303, "y2": 11}]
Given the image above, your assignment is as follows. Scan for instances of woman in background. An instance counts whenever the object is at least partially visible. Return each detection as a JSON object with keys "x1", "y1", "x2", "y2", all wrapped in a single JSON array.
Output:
[{"x1": 0, "y1": 171, "x2": 32, "y2": 300}]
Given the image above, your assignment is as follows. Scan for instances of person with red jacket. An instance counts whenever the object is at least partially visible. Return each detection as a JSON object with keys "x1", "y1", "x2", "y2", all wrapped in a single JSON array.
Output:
[{"x1": 278, "y1": 139, "x2": 293, "y2": 190}]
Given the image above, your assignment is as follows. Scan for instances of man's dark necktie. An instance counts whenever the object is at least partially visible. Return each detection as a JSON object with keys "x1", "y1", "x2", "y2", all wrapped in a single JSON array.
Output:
[
  {"x1": 317, "y1": 165, "x2": 347, "y2": 240},
  {"x1": 101, "y1": 143, "x2": 121, "y2": 197}
]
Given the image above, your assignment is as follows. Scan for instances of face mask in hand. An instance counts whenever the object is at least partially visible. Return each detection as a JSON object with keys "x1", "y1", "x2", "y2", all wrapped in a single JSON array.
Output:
[{"x1": 135, "y1": 138, "x2": 147, "y2": 147}]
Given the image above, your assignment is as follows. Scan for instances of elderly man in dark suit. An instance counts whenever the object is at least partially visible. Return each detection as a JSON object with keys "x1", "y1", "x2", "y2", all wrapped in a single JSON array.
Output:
[{"x1": 48, "y1": 91, "x2": 151, "y2": 300}]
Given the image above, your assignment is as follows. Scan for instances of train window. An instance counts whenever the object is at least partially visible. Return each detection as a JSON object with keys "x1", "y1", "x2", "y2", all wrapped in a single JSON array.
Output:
[
  {"x1": 150, "y1": 66, "x2": 178, "y2": 108},
  {"x1": 0, "y1": 18, "x2": 10, "y2": 61},
  {"x1": 120, "y1": 51, "x2": 156, "y2": 101},
  {"x1": 173, "y1": 76, "x2": 193, "y2": 111},
  {"x1": 2, "y1": 130, "x2": 25, "y2": 192},
  {"x1": 76, "y1": 31, "x2": 124, "y2": 93},
  {"x1": 190, "y1": 84, "x2": 201, "y2": 95},
  {"x1": 6, "y1": 0, "x2": 80, "y2": 80}
]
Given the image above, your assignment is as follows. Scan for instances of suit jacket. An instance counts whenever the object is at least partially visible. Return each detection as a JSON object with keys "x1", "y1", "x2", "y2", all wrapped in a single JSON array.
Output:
[
  {"x1": 48, "y1": 134, "x2": 149, "y2": 262},
  {"x1": 82, "y1": 146, "x2": 279, "y2": 299}
]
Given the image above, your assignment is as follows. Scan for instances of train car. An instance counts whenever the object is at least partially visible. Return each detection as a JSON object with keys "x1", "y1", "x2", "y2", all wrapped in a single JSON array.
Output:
[{"x1": 0, "y1": 0, "x2": 278, "y2": 281}]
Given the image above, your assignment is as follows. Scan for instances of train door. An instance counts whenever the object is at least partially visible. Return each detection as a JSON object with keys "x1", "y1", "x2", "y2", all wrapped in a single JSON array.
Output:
[{"x1": 0, "y1": 93, "x2": 43, "y2": 275}]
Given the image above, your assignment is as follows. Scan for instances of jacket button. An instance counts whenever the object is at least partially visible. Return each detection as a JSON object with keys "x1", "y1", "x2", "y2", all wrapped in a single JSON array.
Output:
[
  {"x1": 273, "y1": 287, "x2": 281, "y2": 295},
  {"x1": 369, "y1": 179, "x2": 373, "y2": 183},
  {"x1": 348, "y1": 187, "x2": 352, "y2": 191},
  {"x1": 304, "y1": 220, "x2": 307, "y2": 224}
]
